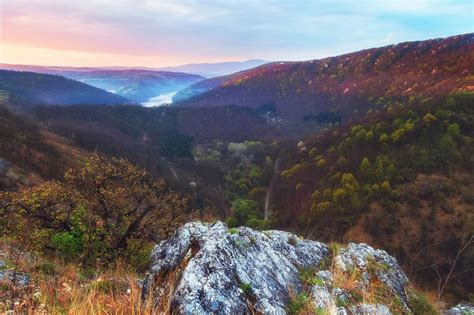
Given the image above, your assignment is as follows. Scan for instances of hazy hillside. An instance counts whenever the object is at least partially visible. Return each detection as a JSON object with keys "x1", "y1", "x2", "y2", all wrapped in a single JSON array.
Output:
[
  {"x1": 61, "y1": 70, "x2": 204, "y2": 104},
  {"x1": 0, "y1": 70, "x2": 131, "y2": 110},
  {"x1": 0, "y1": 65, "x2": 204, "y2": 104},
  {"x1": 175, "y1": 34, "x2": 473, "y2": 123},
  {"x1": 172, "y1": 75, "x2": 229, "y2": 102},
  {"x1": 158, "y1": 59, "x2": 269, "y2": 77}
]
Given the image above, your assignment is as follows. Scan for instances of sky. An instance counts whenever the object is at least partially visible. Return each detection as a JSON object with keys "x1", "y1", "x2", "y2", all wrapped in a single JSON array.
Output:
[{"x1": 0, "y1": 0, "x2": 472, "y2": 67}]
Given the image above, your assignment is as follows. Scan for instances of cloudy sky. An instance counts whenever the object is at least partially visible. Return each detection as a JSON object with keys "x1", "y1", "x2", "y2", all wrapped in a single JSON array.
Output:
[{"x1": 1, "y1": 0, "x2": 472, "y2": 67}]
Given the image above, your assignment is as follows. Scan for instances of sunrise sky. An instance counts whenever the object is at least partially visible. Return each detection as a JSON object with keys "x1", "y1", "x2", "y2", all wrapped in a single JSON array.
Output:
[{"x1": 1, "y1": 0, "x2": 472, "y2": 67}]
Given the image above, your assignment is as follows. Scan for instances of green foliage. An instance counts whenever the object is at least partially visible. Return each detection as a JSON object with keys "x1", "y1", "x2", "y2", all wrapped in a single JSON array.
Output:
[
  {"x1": 51, "y1": 232, "x2": 83, "y2": 261},
  {"x1": 381, "y1": 181, "x2": 391, "y2": 193},
  {"x1": 447, "y1": 123, "x2": 460, "y2": 137},
  {"x1": 122, "y1": 239, "x2": 154, "y2": 272},
  {"x1": 422, "y1": 113, "x2": 437, "y2": 125},
  {"x1": 359, "y1": 157, "x2": 370, "y2": 175},
  {"x1": 316, "y1": 158, "x2": 327, "y2": 168},
  {"x1": 391, "y1": 128, "x2": 405, "y2": 143},
  {"x1": 229, "y1": 227, "x2": 239, "y2": 235},
  {"x1": 231, "y1": 198, "x2": 260, "y2": 225},
  {"x1": 299, "y1": 267, "x2": 324, "y2": 286},
  {"x1": 222, "y1": 141, "x2": 276, "y2": 230},
  {"x1": 158, "y1": 134, "x2": 194, "y2": 158},
  {"x1": 409, "y1": 291, "x2": 439, "y2": 315},
  {"x1": 1, "y1": 155, "x2": 189, "y2": 268},
  {"x1": 286, "y1": 292, "x2": 309, "y2": 315},
  {"x1": 239, "y1": 282, "x2": 253, "y2": 297},
  {"x1": 34, "y1": 261, "x2": 57, "y2": 276},
  {"x1": 226, "y1": 217, "x2": 239, "y2": 228},
  {"x1": 246, "y1": 218, "x2": 270, "y2": 230},
  {"x1": 379, "y1": 133, "x2": 389, "y2": 144},
  {"x1": 300, "y1": 93, "x2": 474, "y2": 250},
  {"x1": 282, "y1": 163, "x2": 305, "y2": 177}
]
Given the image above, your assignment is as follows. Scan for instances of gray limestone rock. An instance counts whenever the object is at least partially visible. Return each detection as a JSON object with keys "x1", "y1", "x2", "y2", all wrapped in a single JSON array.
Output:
[{"x1": 142, "y1": 221, "x2": 411, "y2": 314}]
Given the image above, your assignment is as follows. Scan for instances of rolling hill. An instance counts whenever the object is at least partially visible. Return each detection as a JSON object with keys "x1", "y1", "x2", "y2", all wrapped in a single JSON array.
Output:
[
  {"x1": 0, "y1": 70, "x2": 131, "y2": 111},
  {"x1": 60, "y1": 70, "x2": 204, "y2": 104},
  {"x1": 0, "y1": 65, "x2": 204, "y2": 104},
  {"x1": 175, "y1": 34, "x2": 473, "y2": 123}
]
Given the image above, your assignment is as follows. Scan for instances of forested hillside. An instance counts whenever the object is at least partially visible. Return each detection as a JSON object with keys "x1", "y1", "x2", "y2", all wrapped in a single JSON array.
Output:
[
  {"x1": 0, "y1": 70, "x2": 131, "y2": 110},
  {"x1": 271, "y1": 92, "x2": 474, "y2": 302},
  {"x1": 176, "y1": 34, "x2": 473, "y2": 124},
  {"x1": 0, "y1": 104, "x2": 80, "y2": 190},
  {"x1": 0, "y1": 65, "x2": 205, "y2": 104}
]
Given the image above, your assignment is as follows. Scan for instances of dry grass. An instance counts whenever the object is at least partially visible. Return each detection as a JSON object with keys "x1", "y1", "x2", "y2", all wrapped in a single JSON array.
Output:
[
  {"x1": 37, "y1": 267, "x2": 152, "y2": 314},
  {"x1": 286, "y1": 288, "x2": 316, "y2": 315},
  {"x1": 290, "y1": 243, "x2": 439, "y2": 314},
  {"x1": 0, "y1": 249, "x2": 154, "y2": 314}
]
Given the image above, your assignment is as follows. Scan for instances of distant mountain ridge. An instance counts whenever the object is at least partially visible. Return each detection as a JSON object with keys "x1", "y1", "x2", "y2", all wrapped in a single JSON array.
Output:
[
  {"x1": 175, "y1": 34, "x2": 474, "y2": 122},
  {"x1": 158, "y1": 59, "x2": 270, "y2": 77}
]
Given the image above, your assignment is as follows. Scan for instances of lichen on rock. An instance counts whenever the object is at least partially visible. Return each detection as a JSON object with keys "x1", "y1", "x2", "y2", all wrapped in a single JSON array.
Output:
[{"x1": 142, "y1": 221, "x2": 412, "y2": 314}]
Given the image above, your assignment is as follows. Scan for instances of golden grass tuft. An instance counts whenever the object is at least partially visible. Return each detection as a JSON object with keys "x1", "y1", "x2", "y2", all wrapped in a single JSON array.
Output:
[{"x1": 36, "y1": 264, "x2": 154, "y2": 314}]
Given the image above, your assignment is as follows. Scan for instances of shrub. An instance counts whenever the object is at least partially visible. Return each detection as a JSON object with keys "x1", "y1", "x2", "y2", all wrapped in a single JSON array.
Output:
[
  {"x1": 287, "y1": 292, "x2": 310, "y2": 315},
  {"x1": 229, "y1": 228, "x2": 239, "y2": 235},
  {"x1": 409, "y1": 291, "x2": 439, "y2": 315},
  {"x1": 316, "y1": 158, "x2": 327, "y2": 168},
  {"x1": 226, "y1": 217, "x2": 239, "y2": 228},
  {"x1": 2, "y1": 155, "x2": 190, "y2": 267},
  {"x1": 299, "y1": 267, "x2": 324, "y2": 286},
  {"x1": 34, "y1": 261, "x2": 57, "y2": 276},
  {"x1": 246, "y1": 218, "x2": 270, "y2": 230},
  {"x1": 422, "y1": 113, "x2": 437, "y2": 125},
  {"x1": 447, "y1": 123, "x2": 460, "y2": 137},
  {"x1": 359, "y1": 157, "x2": 370, "y2": 175},
  {"x1": 51, "y1": 232, "x2": 83, "y2": 261},
  {"x1": 381, "y1": 181, "x2": 391, "y2": 193}
]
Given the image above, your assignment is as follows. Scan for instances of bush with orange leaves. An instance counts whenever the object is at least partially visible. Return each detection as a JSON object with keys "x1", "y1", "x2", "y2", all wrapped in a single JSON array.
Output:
[{"x1": 0, "y1": 154, "x2": 192, "y2": 269}]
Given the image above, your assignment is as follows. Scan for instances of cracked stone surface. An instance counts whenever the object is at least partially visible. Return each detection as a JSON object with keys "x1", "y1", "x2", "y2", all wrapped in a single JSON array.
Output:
[{"x1": 142, "y1": 221, "x2": 411, "y2": 314}]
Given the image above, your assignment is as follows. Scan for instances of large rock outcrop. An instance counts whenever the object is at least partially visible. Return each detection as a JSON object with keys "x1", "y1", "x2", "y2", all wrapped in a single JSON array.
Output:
[{"x1": 142, "y1": 222, "x2": 411, "y2": 314}]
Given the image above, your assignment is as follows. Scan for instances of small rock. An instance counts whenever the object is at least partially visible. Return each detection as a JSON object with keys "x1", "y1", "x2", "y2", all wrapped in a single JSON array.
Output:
[{"x1": 446, "y1": 303, "x2": 474, "y2": 314}]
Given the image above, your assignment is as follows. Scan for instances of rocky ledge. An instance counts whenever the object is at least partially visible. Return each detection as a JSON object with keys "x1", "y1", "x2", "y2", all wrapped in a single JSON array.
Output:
[{"x1": 141, "y1": 221, "x2": 412, "y2": 314}]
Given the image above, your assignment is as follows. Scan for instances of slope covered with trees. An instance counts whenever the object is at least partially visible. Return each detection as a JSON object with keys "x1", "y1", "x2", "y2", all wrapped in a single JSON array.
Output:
[
  {"x1": 0, "y1": 65, "x2": 205, "y2": 104},
  {"x1": 0, "y1": 70, "x2": 131, "y2": 111},
  {"x1": 0, "y1": 103, "x2": 80, "y2": 190},
  {"x1": 176, "y1": 34, "x2": 473, "y2": 124},
  {"x1": 270, "y1": 92, "x2": 474, "y2": 302},
  {"x1": 58, "y1": 70, "x2": 204, "y2": 103}
]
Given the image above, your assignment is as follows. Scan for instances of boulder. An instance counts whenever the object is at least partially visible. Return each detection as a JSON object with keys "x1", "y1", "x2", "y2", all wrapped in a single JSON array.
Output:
[{"x1": 142, "y1": 221, "x2": 411, "y2": 314}]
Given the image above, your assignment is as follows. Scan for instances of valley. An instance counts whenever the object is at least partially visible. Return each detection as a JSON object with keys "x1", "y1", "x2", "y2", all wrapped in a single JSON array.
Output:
[{"x1": 0, "y1": 32, "x2": 473, "y2": 313}]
